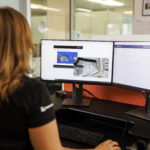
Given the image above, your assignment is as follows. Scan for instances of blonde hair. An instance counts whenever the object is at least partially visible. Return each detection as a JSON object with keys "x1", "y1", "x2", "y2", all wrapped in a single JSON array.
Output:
[{"x1": 0, "y1": 7, "x2": 36, "y2": 101}]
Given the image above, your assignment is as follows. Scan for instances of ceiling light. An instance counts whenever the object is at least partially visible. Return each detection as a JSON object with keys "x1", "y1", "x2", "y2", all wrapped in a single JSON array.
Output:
[
  {"x1": 76, "y1": 8, "x2": 92, "y2": 12},
  {"x1": 31, "y1": 4, "x2": 60, "y2": 12},
  {"x1": 123, "y1": 11, "x2": 133, "y2": 14},
  {"x1": 87, "y1": 0, "x2": 124, "y2": 7}
]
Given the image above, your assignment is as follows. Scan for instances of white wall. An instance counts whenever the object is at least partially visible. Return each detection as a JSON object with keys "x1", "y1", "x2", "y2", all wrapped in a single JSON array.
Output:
[
  {"x1": 0, "y1": 0, "x2": 31, "y2": 24},
  {"x1": 0, "y1": 0, "x2": 20, "y2": 11},
  {"x1": 134, "y1": 0, "x2": 150, "y2": 34}
]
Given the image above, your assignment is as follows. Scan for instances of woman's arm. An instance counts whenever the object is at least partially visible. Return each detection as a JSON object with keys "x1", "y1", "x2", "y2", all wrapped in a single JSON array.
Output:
[
  {"x1": 29, "y1": 119, "x2": 63, "y2": 150},
  {"x1": 29, "y1": 119, "x2": 121, "y2": 150}
]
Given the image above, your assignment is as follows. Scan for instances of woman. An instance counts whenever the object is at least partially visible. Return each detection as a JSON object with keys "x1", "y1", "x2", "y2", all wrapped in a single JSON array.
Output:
[{"x1": 0, "y1": 6, "x2": 121, "y2": 150}]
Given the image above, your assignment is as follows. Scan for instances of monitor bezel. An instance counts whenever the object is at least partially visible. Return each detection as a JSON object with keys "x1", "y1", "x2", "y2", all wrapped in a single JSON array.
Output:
[{"x1": 40, "y1": 39, "x2": 114, "y2": 86}]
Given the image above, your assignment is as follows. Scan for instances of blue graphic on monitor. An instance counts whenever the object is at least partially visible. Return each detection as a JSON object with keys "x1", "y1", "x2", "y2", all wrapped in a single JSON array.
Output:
[{"x1": 57, "y1": 52, "x2": 78, "y2": 64}]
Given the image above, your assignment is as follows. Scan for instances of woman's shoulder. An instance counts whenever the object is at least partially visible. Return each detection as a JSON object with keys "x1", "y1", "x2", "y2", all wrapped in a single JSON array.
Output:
[
  {"x1": 10, "y1": 76, "x2": 50, "y2": 105},
  {"x1": 18, "y1": 76, "x2": 46, "y2": 95},
  {"x1": 23, "y1": 76, "x2": 43, "y2": 86}
]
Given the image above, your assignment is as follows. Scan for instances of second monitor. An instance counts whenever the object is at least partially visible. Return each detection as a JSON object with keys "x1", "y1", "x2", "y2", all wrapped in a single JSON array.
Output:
[{"x1": 113, "y1": 41, "x2": 150, "y2": 121}]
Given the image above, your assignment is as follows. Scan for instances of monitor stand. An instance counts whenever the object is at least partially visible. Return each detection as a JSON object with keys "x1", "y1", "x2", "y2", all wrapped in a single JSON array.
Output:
[
  {"x1": 62, "y1": 83, "x2": 91, "y2": 106},
  {"x1": 127, "y1": 93, "x2": 150, "y2": 121}
]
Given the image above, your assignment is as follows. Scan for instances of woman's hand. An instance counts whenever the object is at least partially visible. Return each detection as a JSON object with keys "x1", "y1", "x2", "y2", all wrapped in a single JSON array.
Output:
[{"x1": 95, "y1": 140, "x2": 121, "y2": 150}]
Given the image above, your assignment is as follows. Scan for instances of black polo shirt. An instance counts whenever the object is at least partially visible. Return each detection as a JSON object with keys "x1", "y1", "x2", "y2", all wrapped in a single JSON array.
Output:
[{"x1": 0, "y1": 77, "x2": 55, "y2": 150}]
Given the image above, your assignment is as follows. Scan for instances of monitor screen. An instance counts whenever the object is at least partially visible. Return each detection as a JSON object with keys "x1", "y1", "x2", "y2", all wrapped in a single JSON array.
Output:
[
  {"x1": 41, "y1": 40, "x2": 113, "y2": 84},
  {"x1": 113, "y1": 41, "x2": 150, "y2": 92}
]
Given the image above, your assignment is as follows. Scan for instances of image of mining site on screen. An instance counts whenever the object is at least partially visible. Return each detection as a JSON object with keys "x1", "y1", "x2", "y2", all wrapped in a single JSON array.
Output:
[{"x1": 73, "y1": 57, "x2": 109, "y2": 78}]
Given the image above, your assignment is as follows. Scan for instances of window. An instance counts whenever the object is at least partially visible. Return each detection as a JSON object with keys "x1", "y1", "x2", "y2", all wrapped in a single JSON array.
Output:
[{"x1": 73, "y1": 0, "x2": 134, "y2": 40}]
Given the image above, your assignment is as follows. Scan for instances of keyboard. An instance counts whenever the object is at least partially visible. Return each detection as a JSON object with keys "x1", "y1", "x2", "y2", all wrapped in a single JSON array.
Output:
[{"x1": 58, "y1": 124, "x2": 104, "y2": 147}]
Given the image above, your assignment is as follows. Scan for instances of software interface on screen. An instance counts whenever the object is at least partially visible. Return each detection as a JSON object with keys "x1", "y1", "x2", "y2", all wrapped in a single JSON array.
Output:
[
  {"x1": 41, "y1": 40, "x2": 113, "y2": 83},
  {"x1": 113, "y1": 42, "x2": 150, "y2": 91}
]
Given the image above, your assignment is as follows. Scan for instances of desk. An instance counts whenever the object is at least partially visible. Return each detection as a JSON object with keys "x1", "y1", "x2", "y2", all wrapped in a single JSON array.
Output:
[
  {"x1": 50, "y1": 94, "x2": 150, "y2": 150},
  {"x1": 50, "y1": 94, "x2": 150, "y2": 140}
]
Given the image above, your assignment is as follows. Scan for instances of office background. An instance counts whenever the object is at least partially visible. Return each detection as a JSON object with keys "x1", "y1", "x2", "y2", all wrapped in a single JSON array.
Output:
[{"x1": 1, "y1": 0, "x2": 150, "y2": 106}]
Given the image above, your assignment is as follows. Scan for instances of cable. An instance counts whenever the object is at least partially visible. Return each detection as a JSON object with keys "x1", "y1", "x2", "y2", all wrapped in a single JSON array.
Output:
[
  {"x1": 120, "y1": 121, "x2": 128, "y2": 147},
  {"x1": 83, "y1": 88, "x2": 97, "y2": 99},
  {"x1": 142, "y1": 92, "x2": 146, "y2": 99}
]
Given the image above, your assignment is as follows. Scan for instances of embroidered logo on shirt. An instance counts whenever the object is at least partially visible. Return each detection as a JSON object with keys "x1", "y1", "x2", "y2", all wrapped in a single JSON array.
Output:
[{"x1": 40, "y1": 103, "x2": 54, "y2": 112}]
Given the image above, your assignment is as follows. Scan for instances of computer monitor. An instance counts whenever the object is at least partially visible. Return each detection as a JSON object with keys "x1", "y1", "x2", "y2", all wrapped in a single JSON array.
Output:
[
  {"x1": 113, "y1": 41, "x2": 150, "y2": 121},
  {"x1": 41, "y1": 40, "x2": 113, "y2": 106}
]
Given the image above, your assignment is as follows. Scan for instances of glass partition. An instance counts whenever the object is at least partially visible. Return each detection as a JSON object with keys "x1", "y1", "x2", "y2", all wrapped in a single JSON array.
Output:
[
  {"x1": 31, "y1": 0, "x2": 70, "y2": 77},
  {"x1": 73, "y1": 0, "x2": 134, "y2": 40}
]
